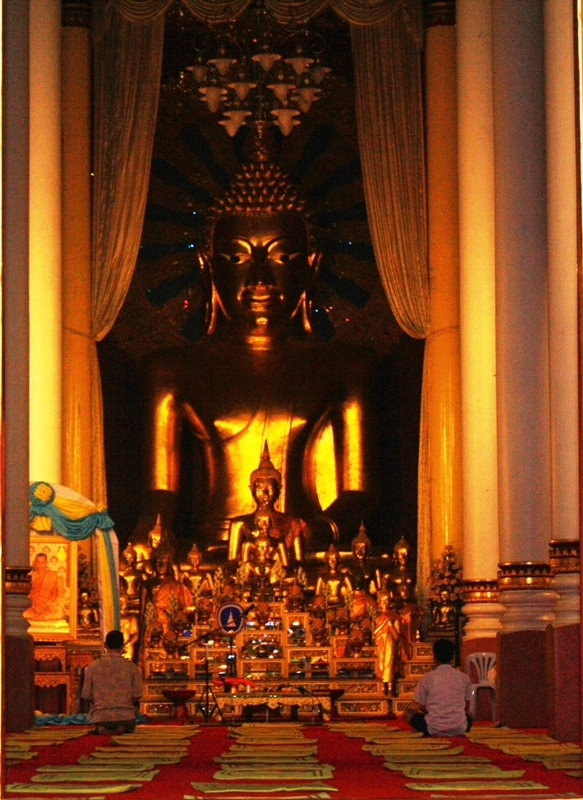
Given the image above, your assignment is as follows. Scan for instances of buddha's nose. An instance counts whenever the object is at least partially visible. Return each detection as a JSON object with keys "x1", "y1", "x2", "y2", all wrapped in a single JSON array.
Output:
[{"x1": 247, "y1": 247, "x2": 276, "y2": 287}]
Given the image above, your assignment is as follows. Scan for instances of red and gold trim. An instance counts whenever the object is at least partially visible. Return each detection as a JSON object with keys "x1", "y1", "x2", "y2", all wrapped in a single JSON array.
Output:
[
  {"x1": 497, "y1": 561, "x2": 553, "y2": 590},
  {"x1": 549, "y1": 539, "x2": 580, "y2": 574},
  {"x1": 461, "y1": 579, "x2": 499, "y2": 603}
]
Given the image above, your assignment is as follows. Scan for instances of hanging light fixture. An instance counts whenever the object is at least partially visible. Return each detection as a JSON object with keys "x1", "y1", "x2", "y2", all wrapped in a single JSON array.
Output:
[{"x1": 180, "y1": 0, "x2": 331, "y2": 138}]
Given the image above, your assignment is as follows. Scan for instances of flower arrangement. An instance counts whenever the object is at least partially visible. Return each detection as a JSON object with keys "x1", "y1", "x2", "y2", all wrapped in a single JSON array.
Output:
[{"x1": 429, "y1": 544, "x2": 463, "y2": 606}]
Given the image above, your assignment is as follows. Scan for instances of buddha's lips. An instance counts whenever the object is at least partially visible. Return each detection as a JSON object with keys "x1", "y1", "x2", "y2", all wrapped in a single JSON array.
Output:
[{"x1": 241, "y1": 287, "x2": 282, "y2": 307}]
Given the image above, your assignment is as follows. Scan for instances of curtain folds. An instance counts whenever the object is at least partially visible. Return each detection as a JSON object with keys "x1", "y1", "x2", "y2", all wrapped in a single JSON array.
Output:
[
  {"x1": 90, "y1": 2, "x2": 165, "y2": 505},
  {"x1": 351, "y1": 9, "x2": 429, "y2": 339},
  {"x1": 352, "y1": 3, "x2": 431, "y2": 599},
  {"x1": 107, "y1": 0, "x2": 404, "y2": 24}
]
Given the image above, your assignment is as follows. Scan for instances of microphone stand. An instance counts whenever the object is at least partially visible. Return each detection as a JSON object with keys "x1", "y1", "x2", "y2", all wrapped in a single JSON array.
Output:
[{"x1": 192, "y1": 631, "x2": 224, "y2": 723}]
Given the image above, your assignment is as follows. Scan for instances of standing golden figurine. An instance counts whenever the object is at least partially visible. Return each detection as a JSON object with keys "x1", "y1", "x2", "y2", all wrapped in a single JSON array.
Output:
[{"x1": 374, "y1": 591, "x2": 401, "y2": 694}]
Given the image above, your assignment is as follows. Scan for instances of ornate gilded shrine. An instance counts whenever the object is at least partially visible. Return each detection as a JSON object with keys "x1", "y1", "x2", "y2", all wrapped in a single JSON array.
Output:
[{"x1": 134, "y1": 532, "x2": 431, "y2": 719}]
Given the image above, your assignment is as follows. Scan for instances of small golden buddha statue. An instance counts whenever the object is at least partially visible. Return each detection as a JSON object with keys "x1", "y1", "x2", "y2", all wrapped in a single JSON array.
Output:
[
  {"x1": 136, "y1": 129, "x2": 375, "y2": 559},
  {"x1": 119, "y1": 592, "x2": 139, "y2": 660},
  {"x1": 119, "y1": 542, "x2": 144, "y2": 612},
  {"x1": 241, "y1": 510, "x2": 288, "y2": 570},
  {"x1": 315, "y1": 544, "x2": 347, "y2": 605},
  {"x1": 243, "y1": 529, "x2": 284, "y2": 598},
  {"x1": 390, "y1": 535, "x2": 414, "y2": 595},
  {"x1": 431, "y1": 587, "x2": 457, "y2": 630},
  {"x1": 373, "y1": 591, "x2": 401, "y2": 694},
  {"x1": 343, "y1": 522, "x2": 379, "y2": 599},
  {"x1": 77, "y1": 590, "x2": 99, "y2": 630},
  {"x1": 133, "y1": 514, "x2": 178, "y2": 577},
  {"x1": 395, "y1": 582, "x2": 422, "y2": 660},
  {"x1": 140, "y1": 545, "x2": 192, "y2": 635},
  {"x1": 181, "y1": 543, "x2": 213, "y2": 597},
  {"x1": 229, "y1": 442, "x2": 305, "y2": 566}
]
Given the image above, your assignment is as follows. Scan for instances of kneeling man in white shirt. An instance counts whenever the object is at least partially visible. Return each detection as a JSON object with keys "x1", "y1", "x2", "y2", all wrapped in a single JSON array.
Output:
[{"x1": 406, "y1": 638, "x2": 472, "y2": 736}]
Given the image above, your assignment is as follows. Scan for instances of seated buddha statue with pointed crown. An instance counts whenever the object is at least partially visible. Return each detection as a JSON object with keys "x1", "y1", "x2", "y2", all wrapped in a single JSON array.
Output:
[
  {"x1": 228, "y1": 441, "x2": 305, "y2": 567},
  {"x1": 134, "y1": 127, "x2": 376, "y2": 561}
]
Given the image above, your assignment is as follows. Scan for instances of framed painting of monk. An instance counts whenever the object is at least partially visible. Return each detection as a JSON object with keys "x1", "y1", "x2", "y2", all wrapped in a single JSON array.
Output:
[{"x1": 25, "y1": 534, "x2": 77, "y2": 640}]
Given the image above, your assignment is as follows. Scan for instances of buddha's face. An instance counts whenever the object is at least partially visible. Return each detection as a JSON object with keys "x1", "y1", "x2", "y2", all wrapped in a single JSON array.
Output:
[
  {"x1": 398, "y1": 583, "x2": 409, "y2": 601},
  {"x1": 154, "y1": 553, "x2": 171, "y2": 577},
  {"x1": 149, "y1": 525, "x2": 162, "y2": 549},
  {"x1": 211, "y1": 212, "x2": 316, "y2": 333},
  {"x1": 252, "y1": 478, "x2": 279, "y2": 507},
  {"x1": 353, "y1": 541, "x2": 368, "y2": 561},
  {"x1": 256, "y1": 539, "x2": 269, "y2": 560},
  {"x1": 376, "y1": 593, "x2": 387, "y2": 612},
  {"x1": 256, "y1": 513, "x2": 271, "y2": 534}
]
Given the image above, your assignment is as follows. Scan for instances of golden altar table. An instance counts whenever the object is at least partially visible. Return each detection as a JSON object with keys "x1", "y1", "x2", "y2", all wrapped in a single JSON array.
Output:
[{"x1": 215, "y1": 690, "x2": 332, "y2": 722}]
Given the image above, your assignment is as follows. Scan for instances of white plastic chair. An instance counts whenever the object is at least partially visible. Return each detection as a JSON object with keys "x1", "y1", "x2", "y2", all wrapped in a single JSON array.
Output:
[{"x1": 466, "y1": 651, "x2": 497, "y2": 719}]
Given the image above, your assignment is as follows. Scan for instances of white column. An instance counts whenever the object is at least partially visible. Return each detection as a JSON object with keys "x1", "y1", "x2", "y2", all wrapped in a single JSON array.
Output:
[
  {"x1": 29, "y1": 0, "x2": 62, "y2": 483},
  {"x1": 492, "y1": 0, "x2": 555, "y2": 629},
  {"x1": 457, "y1": 0, "x2": 504, "y2": 639},
  {"x1": 544, "y1": 0, "x2": 580, "y2": 625}
]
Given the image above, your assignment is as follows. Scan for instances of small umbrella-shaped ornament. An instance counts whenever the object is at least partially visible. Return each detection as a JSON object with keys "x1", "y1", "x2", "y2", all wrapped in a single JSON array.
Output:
[
  {"x1": 199, "y1": 84, "x2": 226, "y2": 113},
  {"x1": 220, "y1": 109, "x2": 251, "y2": 137},
  {"x1": 271, "y1": 107, "x2": 300, "y2": 136}
]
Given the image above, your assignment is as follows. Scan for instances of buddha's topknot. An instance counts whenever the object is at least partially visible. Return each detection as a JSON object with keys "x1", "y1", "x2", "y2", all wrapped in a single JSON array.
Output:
[
  {"x1": 202, "y1": 126, "x2": 310, "y2": 251},
  {"x1": 212, "y1": 159, "x2": 307, "y2": 217}
]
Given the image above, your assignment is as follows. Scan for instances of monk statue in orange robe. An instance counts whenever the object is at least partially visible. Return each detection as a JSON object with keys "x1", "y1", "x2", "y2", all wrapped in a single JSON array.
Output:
[{"x1": 24, "y1": 553, "x2": 66, "y2": 622}]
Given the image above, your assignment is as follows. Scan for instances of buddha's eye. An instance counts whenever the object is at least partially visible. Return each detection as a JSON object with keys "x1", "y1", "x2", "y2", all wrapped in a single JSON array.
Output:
[
  {"x1": 219, "y1": 251, "x2": 248, "y2": 265},
  {"x1": 271, "y1": 251, "x2": 298, "y2": 265}
]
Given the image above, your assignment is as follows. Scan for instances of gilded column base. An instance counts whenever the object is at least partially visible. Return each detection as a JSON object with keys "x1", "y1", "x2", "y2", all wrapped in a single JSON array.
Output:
[
  {"x1": 549, "y1": 539, "x2": 580, "y2": 626},
  {"x1": 498, "y1": 562, "x2": 556, "y2": 632},
  {"x1": 498, "y1": 561, "x2": 553, "y2": 591},
  {"x1": 461, "y1": 580, "x2": 504, "y2": 640}
]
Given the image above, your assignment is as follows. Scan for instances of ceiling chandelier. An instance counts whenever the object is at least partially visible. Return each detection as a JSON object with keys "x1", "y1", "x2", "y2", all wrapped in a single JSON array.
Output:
[{"x1": 181, "y1": 1, "x2": 332, "y2": 138}]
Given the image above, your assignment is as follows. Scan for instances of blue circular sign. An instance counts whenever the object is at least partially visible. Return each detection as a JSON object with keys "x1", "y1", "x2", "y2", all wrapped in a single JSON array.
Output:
[{"x1": 217, "y1": 602, "x2": 245, "y2": 634}]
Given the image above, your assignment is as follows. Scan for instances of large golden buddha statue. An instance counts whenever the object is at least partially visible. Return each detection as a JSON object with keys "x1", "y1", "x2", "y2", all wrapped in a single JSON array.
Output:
[{"x1": 134, "y1": 129, "x2": 375, "y2": 560}]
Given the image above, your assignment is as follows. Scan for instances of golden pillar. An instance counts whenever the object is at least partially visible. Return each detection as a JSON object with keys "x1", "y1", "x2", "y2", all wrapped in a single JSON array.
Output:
[
  {"x1": 424, "y1": 1, "x2": 463, "y2": 560},
  {"x1": 61, "y1": 0, "x2": 92, "y2": 497}
]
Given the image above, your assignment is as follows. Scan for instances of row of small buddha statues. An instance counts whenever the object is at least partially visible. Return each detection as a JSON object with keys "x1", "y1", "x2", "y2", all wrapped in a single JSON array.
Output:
[{"x1": 111, "y1": 447, "x2": 431, "y2": 688}]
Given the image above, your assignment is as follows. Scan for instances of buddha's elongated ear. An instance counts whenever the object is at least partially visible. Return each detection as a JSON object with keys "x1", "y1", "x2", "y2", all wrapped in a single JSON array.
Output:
[
  {"x1": 308, "y1": 247, "x2": 323, "y2": 278},
  {"x1": 198, "y1": 250, "x2": 222, "y2": 334},
  {"x1": 301, "y1": 247, "x2": 333, "y2": 338}
]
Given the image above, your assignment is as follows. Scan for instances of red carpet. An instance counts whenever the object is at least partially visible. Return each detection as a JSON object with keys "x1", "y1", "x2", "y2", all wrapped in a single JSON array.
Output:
[{"x1": 5, "y1": 722, "x2": 583, "y2": 799}]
